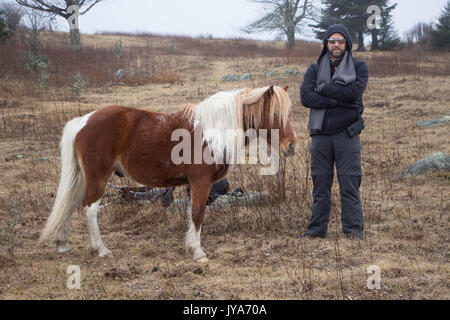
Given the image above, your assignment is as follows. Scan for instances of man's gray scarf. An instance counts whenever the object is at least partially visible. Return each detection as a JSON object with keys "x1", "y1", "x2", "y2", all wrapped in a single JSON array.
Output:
[{"x1": 308, "y1": 51, "x2": 356, "y2": 130}]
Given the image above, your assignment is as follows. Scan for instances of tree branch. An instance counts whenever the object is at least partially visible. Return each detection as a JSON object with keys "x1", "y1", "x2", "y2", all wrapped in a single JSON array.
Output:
[
  {"x1": 15, "y1": 0, "x2": 103, "y2": 18},
  {"x1": 243, "y1": 0, "x2": 317, "y2": 37},
  {"x1": 80, "y1": 0, "x2": 102, "y2": 15},
  {"x1": 16, "y1": 0, "x2": 64, "y2": 17}
]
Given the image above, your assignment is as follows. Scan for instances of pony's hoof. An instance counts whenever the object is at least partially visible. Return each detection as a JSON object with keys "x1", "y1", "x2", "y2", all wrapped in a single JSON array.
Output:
[
  {"x1": 196, "y1": 256, "x2": 209, "y2": 264},
  {"x1": 98, "y1": 248, "x2": 113, "y2": 257}
]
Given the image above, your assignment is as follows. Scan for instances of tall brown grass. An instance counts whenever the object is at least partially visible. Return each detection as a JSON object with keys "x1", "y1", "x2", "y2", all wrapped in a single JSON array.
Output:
[
  {"x1": 2, "y1": 30, "x2": 449, "y2": 101},
  {"x1": 359, "y1": 50, "x2": 450, "y2": 77}
]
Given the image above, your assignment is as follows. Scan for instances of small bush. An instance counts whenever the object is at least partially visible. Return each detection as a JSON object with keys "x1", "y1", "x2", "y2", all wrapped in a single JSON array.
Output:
[{"x1": 71, "y1": 72, "x2": 88, "y2": 100}]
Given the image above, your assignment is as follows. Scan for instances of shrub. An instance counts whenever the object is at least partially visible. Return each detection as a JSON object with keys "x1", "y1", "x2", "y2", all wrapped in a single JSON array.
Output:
[{"x1": 71, "y1": 72, "x2": 88, "y2": 100}]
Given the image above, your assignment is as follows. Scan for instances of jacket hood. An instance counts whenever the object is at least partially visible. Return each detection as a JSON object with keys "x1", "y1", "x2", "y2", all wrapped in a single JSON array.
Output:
[{"x1": 318, "y1": 24, "x2": 353, "y2": 63}]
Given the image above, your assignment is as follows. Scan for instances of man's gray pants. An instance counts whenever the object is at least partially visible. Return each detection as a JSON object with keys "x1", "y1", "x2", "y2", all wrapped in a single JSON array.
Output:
[{"x1": 307, "y1": 130, "x2": 364, "y2": 238}]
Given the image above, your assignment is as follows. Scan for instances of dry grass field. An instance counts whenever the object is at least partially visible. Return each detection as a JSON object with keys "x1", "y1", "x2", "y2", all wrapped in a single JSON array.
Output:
[{"x1": 0, "y1": 31, "x2": 449, "y2": 300}]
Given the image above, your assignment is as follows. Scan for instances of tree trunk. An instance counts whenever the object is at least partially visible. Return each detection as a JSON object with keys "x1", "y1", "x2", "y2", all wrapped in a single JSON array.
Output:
[
  {"x1": 286, "y1": 26, "x2": 296, "y2": 48},
  {"x1": 371, "y1": 29, "x2": 379, "y2": 50},
  {"x1": 69, "y1": 28, "x2": 81, "y2": 50},
  {"x1": 356, "y1": 30, "x2": 366, "y2": 51}
]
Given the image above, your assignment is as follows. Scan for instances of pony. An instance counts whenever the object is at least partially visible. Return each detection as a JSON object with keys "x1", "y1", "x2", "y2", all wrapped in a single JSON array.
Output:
[{"x1": 39, "y1": 85, "x2": 298, "y2": 263}]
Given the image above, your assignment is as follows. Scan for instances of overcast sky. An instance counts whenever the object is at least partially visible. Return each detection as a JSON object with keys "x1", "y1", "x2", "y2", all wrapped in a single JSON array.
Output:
[{"x1": 48, "y1": 0, "x2": 448, "y2": 41}]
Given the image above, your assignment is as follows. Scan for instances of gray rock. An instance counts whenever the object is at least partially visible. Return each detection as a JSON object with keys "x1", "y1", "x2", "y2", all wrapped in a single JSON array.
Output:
[
  {"x1": 167, "y1": 191, "x2": 270, "y2": 212},
  {"x1": 280, "y1": 68, "x2": 302, "y2": 77},
  {"x1": 240, "y1": 73, "x2": 251, "y2": 81},
  {"x1": 222, "y1": 74, "x2": 240, "y2": 82},
  {"x1": 209, "y1": 192, "x2": 269, "y2": 208},
  {"x1": 115, "y1": 69, "x2": 125, "y2": 80},
  {"x1": 416, "y1": 116, "x2": 450, "y2": 128},
  {"x1": 401, "y1": 152, "x2": 450, "y2": 178},
  {"x1": 265, "y1": 70, "x2": 278, "y2": 78}
]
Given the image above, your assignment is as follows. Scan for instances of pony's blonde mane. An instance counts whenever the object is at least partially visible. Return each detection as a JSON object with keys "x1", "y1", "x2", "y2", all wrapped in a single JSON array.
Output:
[
  {"x1": 236, "y1": 86, "x2": 291, "y2": 131},
  {"x1": 181, "y1": 86, "x2": 291, "y2": 163}
]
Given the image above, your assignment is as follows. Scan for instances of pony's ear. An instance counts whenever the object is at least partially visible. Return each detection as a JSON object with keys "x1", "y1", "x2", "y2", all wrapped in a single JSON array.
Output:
[{"x1": 283, "y1": 85, "x2": 289, "y2": 91}]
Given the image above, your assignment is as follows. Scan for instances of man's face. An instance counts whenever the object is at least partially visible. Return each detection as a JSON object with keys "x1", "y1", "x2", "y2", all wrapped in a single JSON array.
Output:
[{"x1": 327, "y1": 32, "x2": 346, "y2": 59}]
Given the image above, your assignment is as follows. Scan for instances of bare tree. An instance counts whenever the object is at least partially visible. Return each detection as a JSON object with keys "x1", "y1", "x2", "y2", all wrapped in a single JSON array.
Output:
[
  {"x1": 15, "y1": 0, "x2": 103, "y2": 49},
  {"x1": 26, "y1": 7, "x2": 53, "y2": 51},
  {"x1": 404, "y1": 22, "x2": 433, "y2": 46},
  {"x1": 241, "y1": 0, "x2": 318, "y2": 48},
  {"x1": 0, "y1": 2, "x2": 25, "y2": 33}
]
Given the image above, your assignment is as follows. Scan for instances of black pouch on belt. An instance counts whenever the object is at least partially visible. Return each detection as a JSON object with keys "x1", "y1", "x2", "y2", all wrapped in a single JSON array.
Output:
[{"x1": 346, "y1": 117, "x2": 365, "y2": 137}]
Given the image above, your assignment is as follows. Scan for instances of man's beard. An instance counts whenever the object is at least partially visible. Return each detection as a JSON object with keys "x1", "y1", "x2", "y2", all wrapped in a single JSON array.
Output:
[{"x1": 329, "y1": 48, "x2": 344, "y2": 59}]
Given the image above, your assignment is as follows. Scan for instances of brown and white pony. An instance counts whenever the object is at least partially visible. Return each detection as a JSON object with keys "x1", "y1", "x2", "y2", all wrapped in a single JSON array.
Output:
[{"x1": 39, "y1": 85, "x2": 297, "y2": 262}]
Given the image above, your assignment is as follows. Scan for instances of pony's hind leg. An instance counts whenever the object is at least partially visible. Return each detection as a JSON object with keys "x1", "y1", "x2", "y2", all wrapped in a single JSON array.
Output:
[
  {"x1": 55, "y1": 216, "x2": 73, "y2": 253},
  {"x1": 85, "y1": 199, "x2": 112, "y2": 257},
  {"x1": 185, "y1": 181, "x2": 212, "y2": 263},
  {"x1": 82, "y1": 172, "x2": 112, "y2": 257}
]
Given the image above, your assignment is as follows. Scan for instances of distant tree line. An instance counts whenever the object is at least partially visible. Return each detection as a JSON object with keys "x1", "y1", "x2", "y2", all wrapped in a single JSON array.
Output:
[
  {"x1": 1, "y1": 0, "x2": 449, "y2": 51},
  {"x1": 402, "y1": 1, "x2": 449, "y2": 50},
  {"x1": 430, "y1": 0, "x2": 450, "y2": 50},
  {"x1": 244, "y1": 0, "x2": 449, "y2": 51}
]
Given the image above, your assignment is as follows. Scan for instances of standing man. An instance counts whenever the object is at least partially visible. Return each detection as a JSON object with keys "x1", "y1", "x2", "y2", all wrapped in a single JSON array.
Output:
[{"x1": 300, "y1": 24, "x2": 369, "y2": 239}]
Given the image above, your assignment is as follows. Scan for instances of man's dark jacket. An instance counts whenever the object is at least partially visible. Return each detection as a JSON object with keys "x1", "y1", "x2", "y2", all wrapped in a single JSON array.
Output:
[{"x1": 300, "y1": 24, "x2": 369, "y2": 136}]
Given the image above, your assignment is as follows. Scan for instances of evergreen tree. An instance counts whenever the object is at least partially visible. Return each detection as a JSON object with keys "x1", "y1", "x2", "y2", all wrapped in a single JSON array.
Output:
[
  {"x1": 312, "y1": 0, "x2": 400, "y2": 51},
  {"x1": 431, "y1": 0, "x2": 450, "y2": 50},
  {"x1": 369, "y1": 0, "x2": 400, "y2": 51},
  {"x1": 312, "y1": 0, "x2": 371, "y2": 51}
]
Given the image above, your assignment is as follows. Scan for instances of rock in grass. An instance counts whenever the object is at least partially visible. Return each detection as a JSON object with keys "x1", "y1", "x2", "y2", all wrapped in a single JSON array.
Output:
[
  {"x1": 416, "y1": 116, "x2": 450, "y2": 128},
  {"x1": 167, "y1": 191, "x2": 270, "y2": 212},
  {"x1": 280, "y1": 68, "x2": 302, "y2": 77},
  {"x1": 400, "y1": 152, "x2": 450, "y2": 178},
  {"x1": 264, "y1": 70, "x2": 279, "y2": 78},
  {"x1": 115, "y1": 69, "x2": 126, "y2": 80},
  {"x1": 240, "y1": 73, "x2": 251, "y2": 81},
  {"x1": 222, "y1": 74, "x2": 240, "y2": 82}
]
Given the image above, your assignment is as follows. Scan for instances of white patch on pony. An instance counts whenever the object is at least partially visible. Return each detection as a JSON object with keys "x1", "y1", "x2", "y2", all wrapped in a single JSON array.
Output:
[
  {"x1": 185, "y1": 205, "x2": 206, "y2": 260},
  {"x1": 85, "y1": 199, "x2": 111, "y2": 257}
]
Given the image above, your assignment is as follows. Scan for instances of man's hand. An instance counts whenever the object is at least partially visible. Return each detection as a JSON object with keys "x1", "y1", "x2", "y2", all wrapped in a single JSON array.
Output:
[
  {"x1": 314, "y1": 83, "x2": 326, "y2": 94},
  {"x1": 336, "y1": 100, "x2": 359, "y2": 108},
  {"x1": 327, "y1": 99, "x2": 358, "y2": 108}
]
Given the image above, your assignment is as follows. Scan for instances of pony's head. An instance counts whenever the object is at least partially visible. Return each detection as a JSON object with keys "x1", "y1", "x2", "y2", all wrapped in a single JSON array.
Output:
[{"x1": 238, "y1": 85, "x2": 298, "y2": 157}]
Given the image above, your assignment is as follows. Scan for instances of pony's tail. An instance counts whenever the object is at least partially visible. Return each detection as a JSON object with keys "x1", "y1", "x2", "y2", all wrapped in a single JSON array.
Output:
[{"x1": 39, "y1": 113, "x2": 92, "y2": 244}]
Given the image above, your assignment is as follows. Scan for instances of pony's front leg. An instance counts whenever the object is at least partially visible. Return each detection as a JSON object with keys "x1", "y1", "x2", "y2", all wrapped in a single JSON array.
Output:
[{"x1": 185, "y1": 181, "x2": 212, "y2": 263}]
